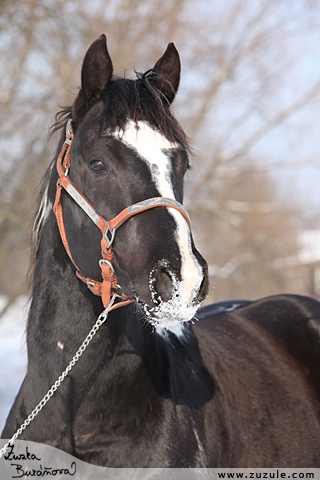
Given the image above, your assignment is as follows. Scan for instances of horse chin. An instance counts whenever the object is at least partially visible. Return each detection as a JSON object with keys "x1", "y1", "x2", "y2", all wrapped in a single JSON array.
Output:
[{"x1": 140, "y1": 298, "x2": 199, "y2": 328}]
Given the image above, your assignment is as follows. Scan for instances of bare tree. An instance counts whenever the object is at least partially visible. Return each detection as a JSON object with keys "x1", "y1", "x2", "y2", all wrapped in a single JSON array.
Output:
[{"x1": 0, "y1": 0, "x2": 319, "y2": 309}]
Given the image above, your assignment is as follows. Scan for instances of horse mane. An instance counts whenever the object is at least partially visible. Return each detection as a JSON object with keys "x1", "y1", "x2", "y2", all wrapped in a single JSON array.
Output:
[
  {"x1": 28, "y1": 108, "x2": 72, "y2": 288},
  {"x1": 28, "y1": 69, "x2": 190, "y2": 288}
]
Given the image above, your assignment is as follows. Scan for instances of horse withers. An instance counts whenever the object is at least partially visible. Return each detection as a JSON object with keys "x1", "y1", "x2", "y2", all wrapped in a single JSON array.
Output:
[{"x1": 2, "y1": 35, "x2": 320, "y2": 467}]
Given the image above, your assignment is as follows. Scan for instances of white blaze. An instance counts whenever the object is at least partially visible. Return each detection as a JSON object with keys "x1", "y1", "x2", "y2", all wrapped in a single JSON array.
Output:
[{"x1": 117, "y1": 120, "x2": 203, "y2": 323}]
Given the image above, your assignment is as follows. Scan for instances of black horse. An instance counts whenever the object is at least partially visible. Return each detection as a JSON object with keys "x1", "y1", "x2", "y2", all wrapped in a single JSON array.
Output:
[{"x1": 2, "y1": 35, "x2": 320, "y2": 467}]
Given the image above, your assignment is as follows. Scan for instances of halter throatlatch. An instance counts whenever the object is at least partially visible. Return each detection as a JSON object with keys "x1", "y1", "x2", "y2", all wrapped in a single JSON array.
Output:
[{"x1": 53, "y1": 119, "x2": 191, "y2": 311}]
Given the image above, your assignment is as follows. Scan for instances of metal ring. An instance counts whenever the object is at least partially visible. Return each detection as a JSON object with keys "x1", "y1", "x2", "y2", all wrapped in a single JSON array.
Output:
[
  {"x1": 103, "y1": 226, "x2": 115, "y2": 249},
  {"x1": 99, "y1": 258, "x2": 115, "y2": 273}
]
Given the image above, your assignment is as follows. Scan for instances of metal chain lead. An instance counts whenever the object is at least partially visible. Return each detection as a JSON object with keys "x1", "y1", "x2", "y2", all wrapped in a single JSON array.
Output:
[{"x1": 0, "y1": 294, "x2": 117, "y2": 459}]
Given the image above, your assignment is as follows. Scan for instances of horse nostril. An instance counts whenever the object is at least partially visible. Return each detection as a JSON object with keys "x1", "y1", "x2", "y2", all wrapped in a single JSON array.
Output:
[
  {"x1": 155, "y1": 267, "x2": 173, "y2": 303},
  {"x1": 197, "y1": 267, "x2": 210, "y2": 303}
]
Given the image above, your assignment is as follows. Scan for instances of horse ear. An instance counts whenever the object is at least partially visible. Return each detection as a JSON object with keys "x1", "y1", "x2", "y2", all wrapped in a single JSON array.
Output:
[
  {"x1": 153, "y1": 43, "x2": 181, "y2": 104},
  {"x1": 72, "y1": 34, "x2": 113, "y2": 126},
  {"x1": 81, "y1": 34, "x2": 113, "y2": 100}
]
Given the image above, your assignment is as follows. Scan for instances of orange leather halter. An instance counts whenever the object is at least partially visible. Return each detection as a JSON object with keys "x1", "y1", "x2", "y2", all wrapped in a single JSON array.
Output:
[{"x1": 53, "y1": 120, "x2": 191, "y2": 312}]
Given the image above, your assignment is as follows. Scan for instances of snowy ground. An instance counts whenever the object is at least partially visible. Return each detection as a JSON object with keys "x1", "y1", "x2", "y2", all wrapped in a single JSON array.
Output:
[{"x1": 0, "y1": 296, "x2": 28, "y2": 433}]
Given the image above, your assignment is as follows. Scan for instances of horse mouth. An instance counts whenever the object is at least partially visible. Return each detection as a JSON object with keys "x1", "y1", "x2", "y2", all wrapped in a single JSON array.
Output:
[
  {"x1": 140, "y1": 299, "x2": 199, "y2": 327},
  {"x1": 135, "y1": 265, "x2": 202, "y2": 327}
]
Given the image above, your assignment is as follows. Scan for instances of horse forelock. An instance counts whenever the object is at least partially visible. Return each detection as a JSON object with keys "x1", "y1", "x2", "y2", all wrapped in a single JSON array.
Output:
[{"x1": 98, "y1": 72, "x2": 191, "y2": 152}]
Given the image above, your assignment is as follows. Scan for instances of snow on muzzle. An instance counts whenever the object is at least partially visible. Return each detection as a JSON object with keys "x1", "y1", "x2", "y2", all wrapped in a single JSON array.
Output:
[{"x1": 142, "y1": 208, "x2": 209, "y2": 328}]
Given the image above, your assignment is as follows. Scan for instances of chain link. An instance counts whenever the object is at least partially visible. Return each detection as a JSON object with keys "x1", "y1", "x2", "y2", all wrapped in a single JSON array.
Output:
[{"x1": 0, "y1": 294, "x2": 117, "y2": 459}]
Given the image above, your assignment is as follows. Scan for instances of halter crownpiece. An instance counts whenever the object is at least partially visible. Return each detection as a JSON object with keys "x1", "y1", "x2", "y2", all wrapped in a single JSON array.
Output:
[{"x1": 53, "y1": 119, "x2": 192, "y2": 311}]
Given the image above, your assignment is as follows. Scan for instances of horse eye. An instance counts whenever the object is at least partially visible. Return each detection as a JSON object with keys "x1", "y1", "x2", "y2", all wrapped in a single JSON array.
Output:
[
  {"x1": 178, "y1": 150, "x2": 190, "y2": 173},
  {"x1": 181, "y1": 159, "x2": 190, "y2": 175},
  {"x1": 90, "y1": 160, "x2": 106, "y2": 172}
]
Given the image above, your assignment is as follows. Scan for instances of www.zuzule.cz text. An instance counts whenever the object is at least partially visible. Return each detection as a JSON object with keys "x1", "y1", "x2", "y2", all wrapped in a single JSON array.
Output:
[{"x1": 218, "y1": 473, "x2": 315, "y2": 479}]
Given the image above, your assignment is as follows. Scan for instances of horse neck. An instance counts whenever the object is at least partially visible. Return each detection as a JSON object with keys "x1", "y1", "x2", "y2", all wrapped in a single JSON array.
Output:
[
  {"x1": 26, "y1": 207, "x2": 214, "y2": 410},
  {"x1": 27, "y1": 209, "x2": 145, "y2": 378}
]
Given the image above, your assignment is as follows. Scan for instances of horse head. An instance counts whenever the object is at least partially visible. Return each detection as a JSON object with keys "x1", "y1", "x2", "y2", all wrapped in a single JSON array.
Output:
[{"x1": 54, "y1": 35, "x2": 209, "y2": 328}]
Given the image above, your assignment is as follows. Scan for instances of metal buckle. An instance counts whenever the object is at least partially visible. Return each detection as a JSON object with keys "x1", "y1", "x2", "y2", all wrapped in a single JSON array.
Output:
[
  {"x1": 99, "y1": 258, "x2": 115, "y2": 273},
  {"x1": 103, "y1": 225, "x2": 115, "y2": 249}
]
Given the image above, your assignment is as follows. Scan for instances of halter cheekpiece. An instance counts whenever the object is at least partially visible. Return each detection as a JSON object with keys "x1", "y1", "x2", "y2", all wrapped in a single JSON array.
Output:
[{"x1": 53, "y1": 119, "x2": 191, "y2": 312}]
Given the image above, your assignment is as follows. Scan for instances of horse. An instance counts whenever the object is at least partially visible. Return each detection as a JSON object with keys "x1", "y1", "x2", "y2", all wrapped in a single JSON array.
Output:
[{"x1": 2, "y1": 34, "x2": 320, "y2": 468}]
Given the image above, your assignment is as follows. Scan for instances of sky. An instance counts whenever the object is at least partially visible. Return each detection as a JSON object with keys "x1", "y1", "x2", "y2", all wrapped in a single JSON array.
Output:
[{"x1": 183, "y1": 1, "x2": 320, "y2": 218}]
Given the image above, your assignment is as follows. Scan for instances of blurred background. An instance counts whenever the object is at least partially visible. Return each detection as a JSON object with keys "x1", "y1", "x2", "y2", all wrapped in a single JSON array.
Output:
[
  {"x1": 1, "y1": 0, "x2": 320, "y2": 312},
  {"x1": 1, "y1": 0, "x2": 320, "y2": 431}
]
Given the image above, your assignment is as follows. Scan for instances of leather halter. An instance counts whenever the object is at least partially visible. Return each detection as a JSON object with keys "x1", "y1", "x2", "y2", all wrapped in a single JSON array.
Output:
[{"x1": 53, "y1": 120, "x2": 191, "y2": 312}]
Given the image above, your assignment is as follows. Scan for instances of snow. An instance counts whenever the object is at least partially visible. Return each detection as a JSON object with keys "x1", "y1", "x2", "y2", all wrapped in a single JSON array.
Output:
[{"x1": 0, "y1": 296, "x2": 28, "y2": 433}]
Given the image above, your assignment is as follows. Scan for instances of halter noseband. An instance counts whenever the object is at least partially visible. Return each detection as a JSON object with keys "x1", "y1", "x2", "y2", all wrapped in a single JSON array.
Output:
[{"x1": 53, "y1": 120, "x2": 191, "y2": 312}]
